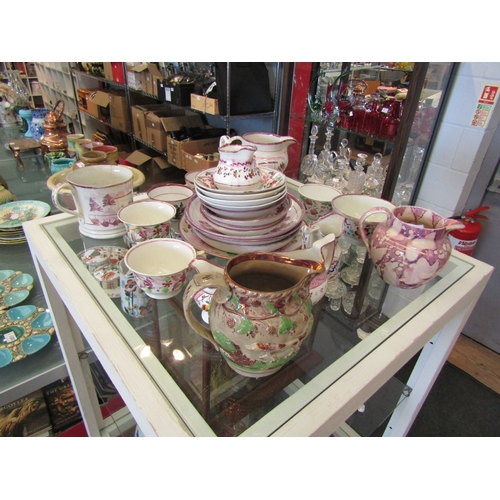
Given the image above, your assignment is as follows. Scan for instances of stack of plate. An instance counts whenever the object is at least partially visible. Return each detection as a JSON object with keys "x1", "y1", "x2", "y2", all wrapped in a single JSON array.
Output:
[
  {"x1": 0, "y1": 201, "x2": 51, "y2": 245},
  {"x1": 180, "y1": 166, "x2": 306, "y2": 255}
]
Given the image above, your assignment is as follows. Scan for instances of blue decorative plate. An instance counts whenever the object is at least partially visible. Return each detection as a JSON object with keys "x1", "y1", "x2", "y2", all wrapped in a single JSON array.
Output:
[
  {"x1": 0, "y1": 305, "x2": 55, "y2": 368},
  {"x1": 0, "y1": 270, "x2": 34, "y2": 311},
  {"x1": 0, "y1": 200, "x2": 51, "y2": 229}
]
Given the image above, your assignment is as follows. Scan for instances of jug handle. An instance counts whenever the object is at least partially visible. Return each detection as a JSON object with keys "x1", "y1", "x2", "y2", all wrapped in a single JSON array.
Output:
[
  {"x1": 219, "y1": 135, "x2": 244, "y2": 147},
  {"x1": 183, "y1": 272, "x2": 232, "y2": 350},
  {"x1": 358, "y1": 207, "x2": 392, "y2": 252},
  {"x1": 53, "y1": 100, "x2": 65, "y2": 120},
  {"x1": 51, "y1": 182, "x2": 81, "y2": 219}
]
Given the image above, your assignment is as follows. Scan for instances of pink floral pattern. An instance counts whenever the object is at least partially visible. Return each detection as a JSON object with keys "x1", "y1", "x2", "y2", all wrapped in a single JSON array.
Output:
[{"x1": 361, "y1": 206, "x2": 465, "y2": 289}]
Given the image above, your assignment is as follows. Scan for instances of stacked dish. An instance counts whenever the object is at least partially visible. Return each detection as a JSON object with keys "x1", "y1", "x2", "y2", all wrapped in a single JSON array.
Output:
[{"x1": 181, "y1": 166, "x2": 305, "y2": 256}]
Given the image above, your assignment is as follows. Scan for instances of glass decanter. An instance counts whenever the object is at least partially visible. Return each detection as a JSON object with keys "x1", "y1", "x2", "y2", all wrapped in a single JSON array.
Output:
[
  {"x1": 393, "y1": 146, "x2": 425, "y2": 206},
  {"x1": 326, "y1": 276, "x2": 348, "y2": 312},
  {"x1": 379, "y1": 97, "x2": 402, "y2": 141},
  {"x1": 300, "y1": 124, "x2": 319, "y2": 179},
  {"x1": 364, "y1": 153, "x2": 386, "y2": 197},
  {"x1": 316, "y1": 127, "x2": 338, "y2": 183},
  {"x1": 350, "y1": 84, "x2": 367, "y2": 133},
  {"x1": 346, "y1": 153, "x2": 368, "y2": 194},
  {"x1": 361, "y1": 92, "x2": 382, "y2": 137}
]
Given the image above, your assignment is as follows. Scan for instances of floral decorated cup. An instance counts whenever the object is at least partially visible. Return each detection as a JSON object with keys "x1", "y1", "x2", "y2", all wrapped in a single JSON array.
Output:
[
  {"x1": 117, "y1": 200, "x2": 176, "y2": 246},
  {"x1": 331, "y1": 194, "x2": 396, "y2": 246},
  {"x1": 124, "y1": 238, "x2": 197, "y2": 299},
  {"x1": 147, "y1": 183, "x2": 194, "y2": 220},
  {"x1": 51, "y1": 164, "x2": 134, "y2": 239},
  {"x1": 298, "y1": 184, "x2": 341, "y2": 222}
]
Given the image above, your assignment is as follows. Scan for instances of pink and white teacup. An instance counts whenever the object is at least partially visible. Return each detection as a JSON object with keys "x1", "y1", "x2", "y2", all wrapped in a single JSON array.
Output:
[
  {"x1": 117, "y1": 200, "x2": 176, "y2": 246},
  {"x1": 124, "y1": 238, "x2": 197, "y2": 299}
]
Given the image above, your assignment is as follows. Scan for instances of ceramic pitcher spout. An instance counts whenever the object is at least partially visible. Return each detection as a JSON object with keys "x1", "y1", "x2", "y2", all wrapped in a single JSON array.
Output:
[{"x1": 443, "y1": 218, "x2": 466, "y2": 232}]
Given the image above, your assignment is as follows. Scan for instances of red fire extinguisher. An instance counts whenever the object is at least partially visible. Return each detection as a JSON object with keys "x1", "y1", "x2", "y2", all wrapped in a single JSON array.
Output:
[{"x1": 449, "y1": 206, "x2": 490, "y2": 256}]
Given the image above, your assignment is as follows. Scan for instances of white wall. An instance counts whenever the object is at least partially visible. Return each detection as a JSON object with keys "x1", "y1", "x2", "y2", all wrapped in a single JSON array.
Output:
[{"x1": 415, "y1": 62, "x2": 500, "y2": 217}]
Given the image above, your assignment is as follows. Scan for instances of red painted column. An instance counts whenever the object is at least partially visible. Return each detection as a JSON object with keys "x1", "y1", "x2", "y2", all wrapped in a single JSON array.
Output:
[{"x1": 285, "y1": 62, "x2": 313, "y2": 179}]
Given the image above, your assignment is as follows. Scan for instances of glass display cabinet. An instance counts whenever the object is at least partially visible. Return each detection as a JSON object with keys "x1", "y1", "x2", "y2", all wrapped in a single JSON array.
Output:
[
  {"x1": 297, "y1": 62, "x2": 456, "y2": 204},
  {"x1": 22, "y1": 180, "x2": 493, "y2": 437}
]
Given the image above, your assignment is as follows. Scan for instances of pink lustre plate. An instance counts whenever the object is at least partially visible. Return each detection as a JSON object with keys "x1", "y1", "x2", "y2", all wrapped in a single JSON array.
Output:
[
  {"x1": 178, "y1": 215, "x2": 302, "y2": 260},
  {"x1": 185, "y1": 195, "x2": 304, "y2": 241},
  {"x1": 195, "y1": 166, "x2": 286, "y2": 194}
]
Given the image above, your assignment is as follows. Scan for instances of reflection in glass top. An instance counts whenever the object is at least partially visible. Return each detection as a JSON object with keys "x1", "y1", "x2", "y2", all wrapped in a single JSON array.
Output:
[{"x1": 41, "y1": 214, "x2": 472, "y2": 436}]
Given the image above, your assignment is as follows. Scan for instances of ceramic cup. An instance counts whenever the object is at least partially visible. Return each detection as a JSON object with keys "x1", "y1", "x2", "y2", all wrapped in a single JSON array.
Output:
[
  {"x1": 298, "y1": 184, "x2": 342, "y2": 222},
  {"x1": 117, "y1": 199, "x2": 176, "y2": 246},
  {"x1": 94, "y1": 145, "x2": 119, "y2": 163},
  {"x1": 50, "y1": 157, "x2": 75, "y2": 174},
  {"x1": 67, "y1": 134, "x2": 85, "y2": 155},
  {"x1": 51, "y1": 164, "x2": 134, "y2": 239},
  {"x1": 124, "y1": 238, "x2": 197, "y2": 299},
  {"x1": 147, "y1": 183, "x2": 194, "y2": 220},
  {"x1": 331, "y1": 194, "x2": 396, "y2": 246}
]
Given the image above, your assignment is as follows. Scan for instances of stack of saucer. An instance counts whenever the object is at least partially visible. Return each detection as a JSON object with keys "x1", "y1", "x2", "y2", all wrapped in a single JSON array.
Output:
[
  {"x1": 0, "y1": 201, "x2": 51, "y2": 245},
  {"x1": 181, "y1": 166, "x2": 305, "y2": 255}
]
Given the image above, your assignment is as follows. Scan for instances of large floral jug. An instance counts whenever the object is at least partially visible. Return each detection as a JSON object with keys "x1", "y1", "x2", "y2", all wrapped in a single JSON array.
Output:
[
  {"x1": 360, "y1": 205, "x2": 466, "y2": 289},
  {"x1": 183, "y1": 251, "x2": 324, "y2": 378}
]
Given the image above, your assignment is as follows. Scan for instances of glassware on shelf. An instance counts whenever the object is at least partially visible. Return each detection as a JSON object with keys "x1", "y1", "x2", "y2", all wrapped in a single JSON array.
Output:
[
  {"x1": 300, "y1": 124, "x2": 319, "y2": 179},
  {"x1": 346, "y1": 153, "x2": 368, "y2": 194},
  {"x1": 315, "y1": 127, "x2": 337, "y2": 183},
  {"x1": 392, "y1": 146, "x2": 425, "y2": 206},
  {"x1": 326, "y1": 276, "x2": 348, "y2": 311},
  {"x1": 364, "y1": 153, "x2": 386, "y2": 197},
  {"x1": 361, "y1": 92, "x2": 382, "y2": 137},
  {"x1": 379, "y1": 97, "x2": 402, "y2": 141},
  {"x1": 350, "y1": 84, "x2": 367, "y2": 133},
  {"x1": 5, "y1": 70, "x2": 30, "y2": 108}
]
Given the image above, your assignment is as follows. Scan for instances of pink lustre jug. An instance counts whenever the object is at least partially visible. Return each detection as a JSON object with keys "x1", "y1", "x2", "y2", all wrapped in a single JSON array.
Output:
[
  {"x1": 212, "y1": 144, "x2": 259, "y2": 188},
  {"x1": 183, "y1": 252, "x2": 323, "y2": 378},
  {"x1": 359, "y1": 205, "x2": 465, "y2": 289}
]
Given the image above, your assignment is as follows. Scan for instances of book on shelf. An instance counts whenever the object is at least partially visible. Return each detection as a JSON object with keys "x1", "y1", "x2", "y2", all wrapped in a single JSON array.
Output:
[
  {"x1": 42, "y1": 378, "x2": 82, "y2": 433},
  {"x1": 0, "y1": 389, "x2": 53, "y2": 437}
]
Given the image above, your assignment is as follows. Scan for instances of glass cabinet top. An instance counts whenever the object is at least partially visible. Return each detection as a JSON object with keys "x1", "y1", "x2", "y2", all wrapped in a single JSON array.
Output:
[{"x1": 38, "y1": 206, "x2": 473, "y2": 437}]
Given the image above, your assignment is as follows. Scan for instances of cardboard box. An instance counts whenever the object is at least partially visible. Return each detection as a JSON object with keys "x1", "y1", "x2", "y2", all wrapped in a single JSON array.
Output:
[
  {"x1": 190, "y1": 93, "x2": 220, "y2": 115},
  {"x1": 77, "y1": 88, "x2": 99, "y2": 116},
  {"x1": 168, "y1": 136, "x2": 220, "y2": 170},
  {"x1": 183, "y1": 151, "x2": 219, "y2": 172},
  {"x1": 145, "y1": 64, "x2": 163, "y2": 96},
  {"x1": 146, "y1": 108, "x2": 203, "y2": 153},
  {"x1": 109, "y1": 91, "x2": 128, "y2": 119},
  {"x1": 126, "y1": 62, "x2": 148, "y2": 91},
  {"x1": 88, "y1": 90, "x2": 111, "y2": 121},
  {"x1": 158, "y1": 82, "x2": 195, "y2": 107},
  {"x1": 110, "y1": 113, "x2": 130, "y2": 133},
  {"x1": 121, "y1": 149, "x2": 171, "y2": 184},
  {"x1": 103, "y1": 62, "x2": 125, "y2": 84},
  {"x1": 131, "y1": 104, "x2": 171, "y2": 142}
]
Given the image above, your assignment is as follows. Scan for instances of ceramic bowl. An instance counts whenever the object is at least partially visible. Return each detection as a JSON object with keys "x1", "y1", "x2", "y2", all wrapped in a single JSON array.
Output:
[
  {"x1": 298, "y1": 184, "x2": 342, "y2": 222},
  {"x1": 118, "y1": 200, "x2": 176, "y2": 245},
  {"x1": 195, "y1": 183, "x2": 286, "y2": 202},
  {"x1": 147, "y1": 183, "x2": 194, "y2": 220},
  {"x1": 331, "y1": 194, "x2": 396, "y2": 244},
  {"x1": 124, "y1": 238, "x2": 197, "y2": 299},
  {"x1": 185, "y1": 170, "x2": 204, "y2": 190}
]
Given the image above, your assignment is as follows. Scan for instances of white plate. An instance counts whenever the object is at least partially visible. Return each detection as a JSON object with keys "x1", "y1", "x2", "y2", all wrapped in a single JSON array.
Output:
[
  {"x1": 178, "y1": 216, "x2": 302, "y2": 259},
  {"x1": 196, "y1": 189, "x2": 287, "y2": 210},
  {"x1": 195, "y1": 183, "x2": 286, "y2": 201},
  {"x1": 185, "y1": 195, "x2": 305, "y2": 242},
  {"x1": 200, "y1": 196, "x2": 292, "y2": 228},
  {"x1": 195, "y1": 166, "x2": 286, "y2": 194}
]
